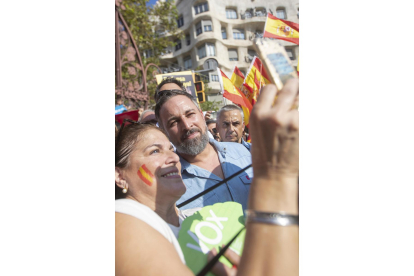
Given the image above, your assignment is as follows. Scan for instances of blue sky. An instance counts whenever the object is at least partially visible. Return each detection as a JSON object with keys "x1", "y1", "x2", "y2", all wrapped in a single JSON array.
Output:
[{"x1": 147, "y1": 0, "x2": 158, "y2": 7}]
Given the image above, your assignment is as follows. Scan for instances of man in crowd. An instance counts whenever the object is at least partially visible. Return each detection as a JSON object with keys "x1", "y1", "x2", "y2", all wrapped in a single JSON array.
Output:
[
  {"x1": 206, "y1": 119, "x2": 220, "y2": 141},
  {"x1": 154, "y1": 78, "x2": 253, "y2": 210},
  {"x1": 138, "y1": 109, "x2": 158, "y2": 125},
  {"x1": 115, "y1": 96, "x2": 127, "y2": 115},
  {"x1": 216, "y1": 105, "x2": 251, "y2": 151}
]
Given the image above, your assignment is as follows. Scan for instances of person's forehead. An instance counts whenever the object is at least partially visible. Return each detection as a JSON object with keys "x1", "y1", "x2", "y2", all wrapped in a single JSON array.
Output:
[
  {"x1": 160, "y1": 95, "x2": 198, "y2": 117},
  {"x1": 220, "y1": 110, "x2": 242, "y2": 120},
  {"x1": 133, "y1": 129, "x2": 169, "y2": 151},
  {"x1": 207, "y1": 123, "x2": 216, "y2": 128},
  {"x1": 159, "y1": 83, "x2": 182, "y2": 91}
]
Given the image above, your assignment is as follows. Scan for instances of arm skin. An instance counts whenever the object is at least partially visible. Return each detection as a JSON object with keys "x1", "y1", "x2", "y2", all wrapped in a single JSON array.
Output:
[
  {"x1": 237, "y1": 80, "x2": 299, "y2": 276},
  {"x1": 115, "y1": 212, "x2": 194, "y2": 276},
  {"x1": 237, "y1": 176, "x2": 299, "y2": 276}
]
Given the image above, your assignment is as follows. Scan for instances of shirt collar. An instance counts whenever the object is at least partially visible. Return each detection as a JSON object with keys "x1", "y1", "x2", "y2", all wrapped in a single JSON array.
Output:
[{"x1": 178, "y1": 138, "x2": 227, "y2": 173}]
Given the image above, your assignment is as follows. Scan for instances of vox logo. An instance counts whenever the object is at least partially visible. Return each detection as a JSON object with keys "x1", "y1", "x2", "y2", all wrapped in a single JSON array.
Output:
[{"x1": 186, "y1": 209, "x2": 228, "y2": 254}]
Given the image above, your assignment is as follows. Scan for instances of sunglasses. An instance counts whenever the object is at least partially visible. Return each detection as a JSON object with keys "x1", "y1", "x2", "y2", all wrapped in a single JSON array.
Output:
[
  {"x1": 211, "y1": 128, "x2": 218, "y2": 134},
  {"x1": 155, "y1": 89, "x2": 188, "y2": 102},
  {"x1": 115, "y1": 118, "x2": 157, "y2": 148}
]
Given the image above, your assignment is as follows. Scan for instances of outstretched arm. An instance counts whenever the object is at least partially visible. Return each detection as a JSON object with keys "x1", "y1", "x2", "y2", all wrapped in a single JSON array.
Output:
[{"x1": 237, "y1": 79, "x2": 299, "y2": 276}]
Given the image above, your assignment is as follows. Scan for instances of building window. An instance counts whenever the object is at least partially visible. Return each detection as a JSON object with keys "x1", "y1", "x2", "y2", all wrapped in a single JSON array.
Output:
[
  {"x1": 186, "y1": 34, "x2": 191, "y2": 46},
  {"x1": 221, "y1": 28, "x2": 227, "y2": 39},
  {"x1": 196, "y1": 22, "x2": 202, "y2": 36},
  {"x1": 286, "y1": 48, "x2": 295, "y2": 60},
  {"x1": 177, "y1": 15, "x2": 184, "y2": 28},
  {"x1": 210, "y1": 74, "x2": 219, "y2": 82},
  {"x1": 194, "y1": 2, "x2": 209, "y2": 15},
  {"x1": 196, "y1": 20, "x2": 213, "y2": 36},
  {"x1": 276, "y1": 8, "x2": 286, "y2": 19},
  {"x1": 226, "y1": 9, "x2": 237, "y2": 19},
  {"x1": 175, "y1": 39, "x2": 182, "y2": 51},
  {"x1": 203, "y1": 20, "x2": 212, "y2": 32},
  {"x1": 198, "y1": 43, "x2": 216, "y2": 59},
  {"x1": 184, "y1": 56, "x2": 192, "y2": 69},
  {"x1": 228, "y1": 49, "x2": 238, "y2": 61},
  {"x1": 233, "y1": 29, "x2": 245, "y2": 40},
  {"x1": 204, "y1": 58, "x2": 218, "y2": 70}
]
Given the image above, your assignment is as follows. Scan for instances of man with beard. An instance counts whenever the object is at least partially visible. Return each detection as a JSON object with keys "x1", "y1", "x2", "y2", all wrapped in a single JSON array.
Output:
[{"x1": 155, "y1": 78, "x2": 253, "y2": 210}]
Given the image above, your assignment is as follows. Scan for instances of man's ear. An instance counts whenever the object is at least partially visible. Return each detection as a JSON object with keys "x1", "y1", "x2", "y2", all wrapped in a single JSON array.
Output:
[{"x1": 115, "y1": 167, "x2": 127, "y2": 190}]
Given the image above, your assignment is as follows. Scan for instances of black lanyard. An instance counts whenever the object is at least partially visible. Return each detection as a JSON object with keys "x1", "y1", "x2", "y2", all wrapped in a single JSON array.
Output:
[
  {"x1": 196, "y1": 227, "x2": 246, "y2": 276},
  {"x1": 176, "y1": 164, "x2": 252, "y2": 208}
]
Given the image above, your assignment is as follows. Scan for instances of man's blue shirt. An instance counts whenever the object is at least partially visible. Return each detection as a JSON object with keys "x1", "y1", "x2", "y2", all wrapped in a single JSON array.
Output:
[
  {"x1": 241, "y1": 139, "x2": 251, "y2": 151},
  {"x1": 177, "y1": 138, "x2": 253, "y2": 211}
]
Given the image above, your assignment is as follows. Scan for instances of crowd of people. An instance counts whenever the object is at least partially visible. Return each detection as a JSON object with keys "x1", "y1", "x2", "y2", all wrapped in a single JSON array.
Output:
[{"x1": 115, "y1": 77, "x2": 299, "y2": 276}]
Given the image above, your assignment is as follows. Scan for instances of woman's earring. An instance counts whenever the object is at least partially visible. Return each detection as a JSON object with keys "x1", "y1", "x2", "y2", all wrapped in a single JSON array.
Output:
[{"x1": 122, "y1": 186, "x2": 128, "y2": 193}]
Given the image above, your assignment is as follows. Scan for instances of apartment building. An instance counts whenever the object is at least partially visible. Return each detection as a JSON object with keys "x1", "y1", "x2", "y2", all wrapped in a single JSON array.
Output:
[{"x1": 151, "y1": 0, "x2": 299, "y2": 105}]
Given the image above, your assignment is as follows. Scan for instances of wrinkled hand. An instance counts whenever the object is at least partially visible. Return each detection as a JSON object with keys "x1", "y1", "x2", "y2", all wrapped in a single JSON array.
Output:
[
  {"x1": 208, "y1": 247, "x2": 240, "y2": 276},
  {"x1": 250, "y1": 79, "x2": 299, "y2": 178}
]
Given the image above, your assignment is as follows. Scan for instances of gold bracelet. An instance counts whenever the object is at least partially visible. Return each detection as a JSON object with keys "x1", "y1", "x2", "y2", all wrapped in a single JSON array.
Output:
[{"x1": 245, "y1": 210, "x2": 299, "y2": 226}]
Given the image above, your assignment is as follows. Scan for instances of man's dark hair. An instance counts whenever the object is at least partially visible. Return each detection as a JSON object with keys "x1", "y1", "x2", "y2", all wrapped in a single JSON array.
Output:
[
  {"x1": 155, "y1": 79, "x2": 200, "y2": 129},
  {"x1": 206, "y1": 119, "x2": 216, "y2": 126},
  {"x1": 155, "y1": 91, "x2": 200, "y2": 128},
  {"x1": 154, "y1": 77, "x2": 186, "y2": 101}
]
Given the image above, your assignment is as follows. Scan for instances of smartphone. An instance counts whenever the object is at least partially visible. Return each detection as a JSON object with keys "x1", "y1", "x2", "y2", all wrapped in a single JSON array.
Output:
[{"x1": 253, "y1": 38, "x2": 298, "y2": 92}]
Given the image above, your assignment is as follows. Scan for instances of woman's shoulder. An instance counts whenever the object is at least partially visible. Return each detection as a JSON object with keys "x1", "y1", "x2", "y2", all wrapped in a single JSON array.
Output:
[{"x1": 115, "y1": 199, "x2": 170, "y2": 238}]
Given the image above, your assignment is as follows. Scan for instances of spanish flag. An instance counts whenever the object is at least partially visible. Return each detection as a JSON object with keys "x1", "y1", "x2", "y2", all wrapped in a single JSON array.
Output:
[
  {"x1": 297, "y1": 56, "x2": 299, "y2": 76},
  {"x1": 230, "y1": 66, "x2": 251, "y2": 127},
  {"x1": 243, "y1": 56, "x2": 272, "y2": 105},
  {"x1": 263, "y1": 13, "x2": 299, "y2": 45},
  {"x1": 218, "y1": 68, "x2": 253, "y2": 122},
  {"x1": 230, "y1": 66, "x2": 245, "y2": 90}
]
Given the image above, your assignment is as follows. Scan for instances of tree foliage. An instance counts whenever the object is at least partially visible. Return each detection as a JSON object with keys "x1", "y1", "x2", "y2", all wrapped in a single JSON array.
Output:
[
  {"x1": 118, "y1": 0, "x2": 183, "y2": 107},
  {"x1": 200, "y1": 100, "x2": 221, "y2": 112},
  {"x1": 120, "y1": 0, "x2": 183, "y2": 65}
]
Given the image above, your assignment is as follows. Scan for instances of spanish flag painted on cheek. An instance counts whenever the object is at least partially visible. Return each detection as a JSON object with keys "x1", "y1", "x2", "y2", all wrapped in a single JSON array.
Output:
[{"x1": 137, "y1": 164, "x2": 154, "y2": 186}]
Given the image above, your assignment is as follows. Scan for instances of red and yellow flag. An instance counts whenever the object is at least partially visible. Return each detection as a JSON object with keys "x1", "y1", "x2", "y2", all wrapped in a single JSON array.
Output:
[
  {"x1": 297, "y1": 56, "x2": 299, "y2": 76},
  {"x1": 218, "y1": 68, "x2": 253, "y2": 119},
  {"x1": 230, "y1": 67, "x2": 251, "y2": 127},
  {"x1": 263, "y1": 13, "x2": 299, "y2": 45},
  {"x1": 243, "y1": 57, "x2": 272, "y2": 105},
  {"x1": 230, "y1": 66, "x2": 245, "y2": 90},
  {"x1": 137, "y1": 164, "x2": 154, "y2": 186}
]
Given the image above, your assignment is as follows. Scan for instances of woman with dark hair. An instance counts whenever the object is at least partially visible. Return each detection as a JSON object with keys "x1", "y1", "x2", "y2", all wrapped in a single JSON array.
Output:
[{"x1": 115, "y1": 80, "x2": 299, "y2": 276}]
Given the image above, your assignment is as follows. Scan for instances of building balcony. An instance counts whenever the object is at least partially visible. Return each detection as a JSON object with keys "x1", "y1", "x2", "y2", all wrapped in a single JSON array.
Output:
[
  {"x1": 245, "y1": 54, "x2": 254, "y2": 63},
  {"x1": 240, "y1": 9, "x2": 268, "y2": 20}
]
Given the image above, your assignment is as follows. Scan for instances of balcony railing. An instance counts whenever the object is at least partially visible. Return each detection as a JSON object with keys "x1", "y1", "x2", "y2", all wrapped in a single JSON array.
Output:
[
  {"x1": 240, "y1": 9, "x2": 269, "y2": 19},
  {"x1": 245, "y1": 55, "x2": 254, "y2": 62},
  {"x1": 160, "y1": 47, "x2": 173, "y2": 56},
  {"x1": 161, "y1": 66, "x2": 183, "y2": 74},
  {"x1": 249, "y1": 32, "x2": 264, "y2": 41}
]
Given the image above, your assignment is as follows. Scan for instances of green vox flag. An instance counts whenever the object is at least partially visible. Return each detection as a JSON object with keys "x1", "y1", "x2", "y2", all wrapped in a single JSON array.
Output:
[{"x1": 178, "y1": 202, "x2": 245, "y2": 275}]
